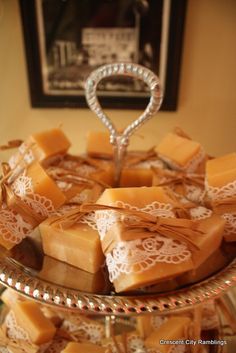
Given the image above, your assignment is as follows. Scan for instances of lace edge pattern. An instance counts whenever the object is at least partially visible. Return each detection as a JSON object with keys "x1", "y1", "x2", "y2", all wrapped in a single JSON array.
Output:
[
  {"x1": 106, "y1": 235, "x2": 191, "y2": 282},
  {"x1": 206, "y1": 180, "x2": 236, "y2": 201}
]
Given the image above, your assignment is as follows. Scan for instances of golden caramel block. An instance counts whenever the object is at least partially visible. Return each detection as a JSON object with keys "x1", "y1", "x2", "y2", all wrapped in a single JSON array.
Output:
[
  {"x1": 39, "y1": 255, "x2": 107, "y2": 293},
  {"x1": 29, "y1": 128, "x2": 70, "y2": 160},
  {"x1": 177, "y1": 248, "x2": 229, "y2": 286},
  {"x1": 98, "y1": 186, "x2": 176, "y2": 209},
  {"x1": 62, "y1": 342, "x2": 106, "y2": 353},
  {"x1": 87, "y1": 131, "x2": 113, "y2": 159},
  {"x1": 97, "y1": 186, "x2": 195, "y2": 292},
  {"x1": 145, "y1": 316, "x2": 190, "y2": 353},
  {"x1": 13, "y1": 300, "x2": 56, "y2": 344},
  {"x1": 9, "y1": 128, "x2": 71, "y2": 168},
  {"x1": 120, "y1": 168, "x2": 153, "y2": 187},
  {"x1": 206, "y1": 153, "x2": 236, "y2": 188},
  {"x1": 157, "y1": 132, "x2": 204, "y2": 171},
  {"x1": 8, "y1": 162, "x2": 66, "y2": 226},
  {"x1": 113, "y1": 260, "x2": 193, "y2": 293},
  {"x1": 40, "y1": 216, "x2": 104, "y2": 273},
  {"x1": 192, "y1": 214, "x2": 225, "y2": 268}
]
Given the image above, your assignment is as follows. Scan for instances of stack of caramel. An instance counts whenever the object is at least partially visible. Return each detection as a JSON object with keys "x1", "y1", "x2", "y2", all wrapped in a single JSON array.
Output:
[{"x1": 0, "y1": 127, "x2": 235, "y2": 295}]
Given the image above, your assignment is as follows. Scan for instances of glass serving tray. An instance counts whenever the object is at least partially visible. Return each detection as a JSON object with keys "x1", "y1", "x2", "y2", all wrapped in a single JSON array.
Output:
[{"x1": 0, "y1": 228, "x2": 235, "y2": 316}]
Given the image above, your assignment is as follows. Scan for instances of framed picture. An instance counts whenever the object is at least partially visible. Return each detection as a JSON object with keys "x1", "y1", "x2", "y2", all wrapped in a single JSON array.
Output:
[{"x1": 19, "y1": 0, "x2": 187, "y2": 110}]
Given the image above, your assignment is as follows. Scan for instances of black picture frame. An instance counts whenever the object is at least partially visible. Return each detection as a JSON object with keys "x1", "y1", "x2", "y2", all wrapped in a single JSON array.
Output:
[{"x1": 19, "y1": 0, "x2": 187, "y2": 111}]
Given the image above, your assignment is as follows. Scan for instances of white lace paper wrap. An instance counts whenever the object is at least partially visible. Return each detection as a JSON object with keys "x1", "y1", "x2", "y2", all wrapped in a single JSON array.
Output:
[
  {"x1": 9, "y1": 142, "x2": 35, "y2": 170},
  {"x1": 4, "y1": 311, "x2": 56, "y2": 353},
  {"x1": 206, "y1": 180, "x2": 236, "y2": 235},
  {"x1": 0, "y1": 208, "x2": 32, "y2": 244},
  {"x1": 206, "y1": 179, "x2": 236, "y2": 202},
  {"x1": 132, "y1": 159, "x2": 164, "y2": 170},
  {"x1": 61, "y1": 316, "x2": 104, "y2": 344},
  {"x1": 12, "y1": 172, "x2": 56, "y2": 218},
  {"x1": 159, "y1": 147, "x2": 206, "y2": 173},
  {"x1": 0, "y1": 172, "x2": 57, "y2": 244},
  {"x1": 93, "y1": 201, "x2": 192, "y2": 282},
  {"x1": 5, "y1": 311, "x2": 31, "y2": 343},
  {"x1": 222, "y1": 213, "x2": 236, "y2": 235},
  {"x1": 102, "y1": 333, "x2": 146, "y2": 353},
  {"x1": 58, "y1": 159, "x2": 97, "y2": 177},
  {"x1": 189, "y1": 206, "x2": 212, "y2": 220}
]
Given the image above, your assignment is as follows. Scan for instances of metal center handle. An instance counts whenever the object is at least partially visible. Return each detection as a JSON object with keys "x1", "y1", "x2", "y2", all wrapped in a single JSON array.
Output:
[{"x1": 85, "y1": 62, "x2": 163, "y2": 185}]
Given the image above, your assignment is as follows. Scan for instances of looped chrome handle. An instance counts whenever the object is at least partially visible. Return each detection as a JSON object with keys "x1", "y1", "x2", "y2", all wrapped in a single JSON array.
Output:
[{"x1": 85, "y1": 63, "x2": 163, "y2": 184}]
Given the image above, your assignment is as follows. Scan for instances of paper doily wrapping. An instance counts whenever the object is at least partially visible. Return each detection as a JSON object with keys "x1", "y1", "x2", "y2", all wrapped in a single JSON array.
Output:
[
  {"x1": 0, "y1": 171, "x2": 58, "y2": 245},
  {"x1": 12, "y1": 172, "x2": 55, "y2": 218},
  {"x1": 61, "y1": 316, "x2": 104, "y2": 344},
  {"x1": 206, "y1": 179, "x2": 236, "y2": 202},
  {"x1": 5, "y1": 311, "x2": 31, "y2": 343},
  {"x1": 106, "y1": 236, "x2": 191, "y2": 282}
]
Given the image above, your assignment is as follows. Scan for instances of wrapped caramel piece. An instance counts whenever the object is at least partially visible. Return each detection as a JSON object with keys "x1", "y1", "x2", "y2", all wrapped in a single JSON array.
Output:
[
  {"x1": 206, "y1": 153, "x2": 236, "y2": 241},
  {"x1": 11, "y1": 300, "x2": 56, "y2": 345},
  {"x1": 8, "y1": 162, "x2": 66, "y2": 222},
  {"x1": 95, "y1": 187, "x2": 225, "y2": 292},
  {"x1": 176, "y1": 247, "x2": 229, "y2": 286},
  {"x1": 39, "y1": 207, "x2": 104, "y2": 273},
  {"x1": 156, "y1": 130, "x2": 206, "y2": 173},
  {"x1": 0, "y1": 162, "x2": 66, "y2": 250},
  {"x1": 62, "y1": 342, "x2": 106, "y2": 353},
  {"x1": 95, "y1": 187, "x2": 194, "y2": 292},
  {"x1": 8, "y1": 128, "x2": 71, "y2": 169}
]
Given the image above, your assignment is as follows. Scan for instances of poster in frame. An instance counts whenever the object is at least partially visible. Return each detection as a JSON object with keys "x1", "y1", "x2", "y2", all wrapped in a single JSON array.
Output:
[{"x1": 19, "y1": 0, "x2": 187, "y2": 110}]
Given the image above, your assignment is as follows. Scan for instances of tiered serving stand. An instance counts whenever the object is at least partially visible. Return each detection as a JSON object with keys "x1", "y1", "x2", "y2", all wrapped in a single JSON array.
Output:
[{"x1": 0, "y1": 63, "x2": 236, "y2": 351}]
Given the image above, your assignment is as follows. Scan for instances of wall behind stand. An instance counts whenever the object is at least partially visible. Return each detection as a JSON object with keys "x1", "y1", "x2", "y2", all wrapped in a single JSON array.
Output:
[{"x1": 0, "y1": 0, "x2": 235, "y2": 156}]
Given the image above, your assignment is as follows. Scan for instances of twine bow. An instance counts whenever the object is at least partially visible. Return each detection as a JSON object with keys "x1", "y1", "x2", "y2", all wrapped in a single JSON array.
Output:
[
  {"x1": 80, "y1": 203, "x2": 203, "y2": 253},
  {"x1": 152, "y1": 167, "x2": 205, "y2": 189},
  {"x1": 54, "y1": 153, "x2": 105, "y2": 170},
  {"x1": 47, "y1": 166, "x2": 109, "y2": 189}
]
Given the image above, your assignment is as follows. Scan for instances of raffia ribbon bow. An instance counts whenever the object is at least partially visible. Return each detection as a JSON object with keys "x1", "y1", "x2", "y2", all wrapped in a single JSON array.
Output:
[
  {"x1": 80, "y1": 203, "x2": 204, "y2": 253},
  {"x1": 47, "y1": 166, "x2": 109, "y2": 189},
  {"x1": 152, "y1": 167, "x2": 205, "y2": 189}
]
